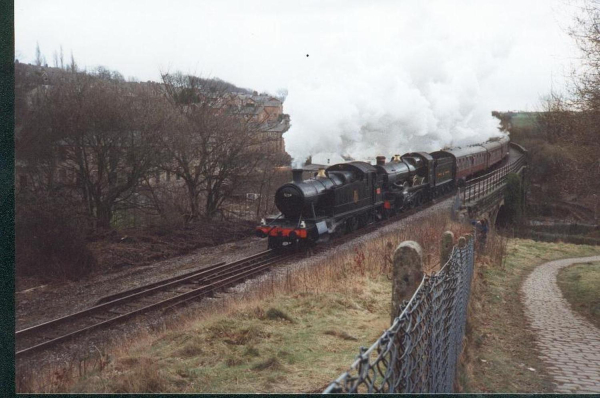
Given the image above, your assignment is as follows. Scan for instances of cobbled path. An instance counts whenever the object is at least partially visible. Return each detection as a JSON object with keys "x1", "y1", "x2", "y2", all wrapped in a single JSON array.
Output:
[{"x1": 521, "y1": 256, "x2": 600, "y2": 394}]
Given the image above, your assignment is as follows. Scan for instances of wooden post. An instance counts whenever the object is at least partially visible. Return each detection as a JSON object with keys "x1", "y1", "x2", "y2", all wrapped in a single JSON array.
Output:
[
  {"x1": 440, "y1": 231, "x2": 455, "y2": 267},
  {"x1": 391, "y1": 241, "x2": 423, "y2": 323}
]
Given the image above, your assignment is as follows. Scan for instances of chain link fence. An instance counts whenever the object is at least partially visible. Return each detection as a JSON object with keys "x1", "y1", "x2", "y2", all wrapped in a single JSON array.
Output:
[{"x1": 323, "y1": 234, "x2": 475, "y2": 394}]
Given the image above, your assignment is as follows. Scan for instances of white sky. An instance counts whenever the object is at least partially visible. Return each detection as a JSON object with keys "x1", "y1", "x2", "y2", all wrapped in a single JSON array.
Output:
[{"x1": 15, "y1": 0, "x2": 585, "y2": 163}]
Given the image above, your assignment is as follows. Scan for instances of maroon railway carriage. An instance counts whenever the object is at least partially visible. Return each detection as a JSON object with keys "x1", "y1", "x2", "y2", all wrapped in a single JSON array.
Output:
[{"x1": 430, "y1": 135, "x2": 510, "y2": 183}]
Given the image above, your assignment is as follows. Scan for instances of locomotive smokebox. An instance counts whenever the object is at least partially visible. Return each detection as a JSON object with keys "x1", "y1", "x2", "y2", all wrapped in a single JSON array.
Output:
[
  {"x1": 376, "y1": 156, "x2": 386, "y2": 166},
  {"x1": 292, "y1": 169, "x2": 303, "y2": 183}
]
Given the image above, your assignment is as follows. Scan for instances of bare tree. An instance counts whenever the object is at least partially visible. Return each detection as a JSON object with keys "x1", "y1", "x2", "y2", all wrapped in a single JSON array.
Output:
[
  {"x1": 69, "y1": 51, "x2": 78, "y2": 73},
  {"x1": 17, "y1": 71, "x2": 165, "y2": 229},
  {"x1": 160, "y1": 72, "x2": 274, "y2": 221},
  {"x1": 34, "y1": 42, "x2": 45, "y2": 66},
  {"x1": 566, "y1": 1, "x2": 600, "y2": 196}
]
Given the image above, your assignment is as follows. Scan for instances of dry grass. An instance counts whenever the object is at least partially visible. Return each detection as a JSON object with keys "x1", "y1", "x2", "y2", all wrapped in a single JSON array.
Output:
[
  {"x1": 458, "y1": 238, "x2": 600, "y2": 393},
  {"x1": 18, "y1": 209, "x2": 472, "y2": 393}
]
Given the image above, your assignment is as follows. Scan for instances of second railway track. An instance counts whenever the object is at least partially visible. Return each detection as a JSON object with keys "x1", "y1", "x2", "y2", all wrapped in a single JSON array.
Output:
[
  {"x1": 17, "y1": 155, "x2": 522, "y2": 359},
  {"x1": 16, "y1": 249, "x2": 293, "y2": 358},
  {"x1": 15, "y1": 190, "x2": 461, "y2": 359}
]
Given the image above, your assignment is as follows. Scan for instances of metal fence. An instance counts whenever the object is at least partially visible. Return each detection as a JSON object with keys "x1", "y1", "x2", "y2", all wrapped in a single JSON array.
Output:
[
  {"x1": 323, "y1": 235, "x2": 475, "y2": 394},
  {"x1": 461, "y1": 154, "x2": 526, "y2": 204}
]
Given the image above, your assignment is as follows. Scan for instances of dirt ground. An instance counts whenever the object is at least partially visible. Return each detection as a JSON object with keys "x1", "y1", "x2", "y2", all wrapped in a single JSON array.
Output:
[
  {"x1": 16, "y1": 221, "x2": 264, "y2": 331},
  {"x1": 16, "y1": 220, "x2": 257, "y2": 292}
]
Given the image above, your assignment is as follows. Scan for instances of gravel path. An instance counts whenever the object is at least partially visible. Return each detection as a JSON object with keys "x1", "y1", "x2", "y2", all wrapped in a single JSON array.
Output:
[{"x1": 521, "y1": 256, "x2": 600, "y2": 394}]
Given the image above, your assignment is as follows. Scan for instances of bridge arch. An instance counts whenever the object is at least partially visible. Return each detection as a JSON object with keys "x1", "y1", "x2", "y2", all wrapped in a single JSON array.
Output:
[{"x1": 495, "y1": 203, "x2": 510, "y2": 229}]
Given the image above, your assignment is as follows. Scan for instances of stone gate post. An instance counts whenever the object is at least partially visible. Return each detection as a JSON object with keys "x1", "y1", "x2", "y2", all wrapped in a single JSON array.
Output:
[
  {"x1": 391, "y1": 241, "x2": 423, "y2": 324},
  {"x1": 440, "y1": 231, "x2": 455, "y2": 267}
]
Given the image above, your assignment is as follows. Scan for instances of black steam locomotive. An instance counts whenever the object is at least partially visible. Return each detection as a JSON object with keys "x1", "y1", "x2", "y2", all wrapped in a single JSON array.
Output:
[{"x1": 256, "y1": 136, "x2": 509, "y2": 250}]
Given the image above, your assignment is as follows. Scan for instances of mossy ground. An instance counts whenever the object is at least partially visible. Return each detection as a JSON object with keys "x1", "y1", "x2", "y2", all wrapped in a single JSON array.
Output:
[{"x1": 557, "y1": 261, "x2": 600, "y2": 329}]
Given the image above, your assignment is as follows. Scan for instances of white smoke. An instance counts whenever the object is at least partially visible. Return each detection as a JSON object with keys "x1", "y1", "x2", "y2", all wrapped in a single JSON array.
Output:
[{"x1": 282, "y1": 1, "x2": 516, "y2": 167}]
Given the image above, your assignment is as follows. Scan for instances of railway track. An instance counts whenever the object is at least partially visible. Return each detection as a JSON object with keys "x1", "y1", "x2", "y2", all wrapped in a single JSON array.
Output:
[
  {"x1": 16, "y1": 250, "x2": 293, "y2": 358},
  {"x1": 17, "y1": 153, "x2": 525, "y2": 358},
  {"x1": 15, "y1": 191, "x2": 452, "y2": 359}
]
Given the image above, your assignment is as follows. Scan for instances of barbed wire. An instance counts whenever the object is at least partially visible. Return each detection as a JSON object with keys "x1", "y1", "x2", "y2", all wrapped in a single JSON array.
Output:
[{"x1": 323, "y1": 235, "x2": 475, "y2": 394}]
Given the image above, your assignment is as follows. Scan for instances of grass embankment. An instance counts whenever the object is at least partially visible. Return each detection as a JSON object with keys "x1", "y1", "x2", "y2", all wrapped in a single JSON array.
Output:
[
  {"x1": 20, "y1": 210, "x2": 470, "y2": 393},
  {"x1": 461, "y1": 239, "x2": 600, "y2": 393},
  {"x1": 557, "y1": 261, "x2": 600, "y2": 329},
  {"x1": 74, "y1": 286, "x2": 391, "y2": 393}
]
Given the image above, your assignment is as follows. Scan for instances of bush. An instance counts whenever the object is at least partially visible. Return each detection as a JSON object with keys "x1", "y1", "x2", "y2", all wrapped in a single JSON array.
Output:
[{"x1": 16, "y1": 198, "x2": 96, "y2": 281}]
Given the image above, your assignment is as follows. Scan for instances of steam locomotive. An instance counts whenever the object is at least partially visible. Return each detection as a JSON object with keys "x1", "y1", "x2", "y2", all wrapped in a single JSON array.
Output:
[{"x1": 256, "y1": 136, "x2": 510, "y2": 250}]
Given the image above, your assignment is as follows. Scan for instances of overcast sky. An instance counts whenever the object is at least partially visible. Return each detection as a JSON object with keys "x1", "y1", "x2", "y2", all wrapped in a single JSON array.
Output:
[{"x1": 15, "y1": 0, "x2": 585, "y2": 163}]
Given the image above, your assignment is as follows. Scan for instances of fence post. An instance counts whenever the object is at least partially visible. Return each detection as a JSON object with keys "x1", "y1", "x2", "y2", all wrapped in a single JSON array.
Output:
[
  {"x1": 391, "y1": 241, "x2": 423, "y2": 324},
  {"x1": 440, "y1": 231, "x2": 455, "y2": 267}
]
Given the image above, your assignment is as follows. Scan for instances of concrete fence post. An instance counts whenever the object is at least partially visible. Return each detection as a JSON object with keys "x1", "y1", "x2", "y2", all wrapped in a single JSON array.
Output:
[
  {"x1": 440, "y1": 231, "x2": 455, "y2": 267},
  {"x1": 391, "y1": 241, "x2": 423, "y2": 324}
]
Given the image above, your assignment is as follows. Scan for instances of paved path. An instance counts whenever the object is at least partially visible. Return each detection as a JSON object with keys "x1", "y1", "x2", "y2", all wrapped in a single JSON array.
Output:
[{"x1": 521, "y1": 256, "x2": 600, "y2": 394}]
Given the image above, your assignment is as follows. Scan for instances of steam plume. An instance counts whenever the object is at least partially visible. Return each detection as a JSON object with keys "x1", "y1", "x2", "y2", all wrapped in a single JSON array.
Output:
[{"x1": 283, "y1": 1, "x2": 512, "y2": 167}]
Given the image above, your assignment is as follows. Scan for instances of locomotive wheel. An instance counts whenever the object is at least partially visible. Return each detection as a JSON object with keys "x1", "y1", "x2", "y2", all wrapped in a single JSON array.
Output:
[
  {"x1": 358, "y1": 213, "x2": 368, "y2": 228},
  {"x1": 268, "y1": 236, "x2": 284, "y2": 252},
  {"x1": 414, "y1": 195, "x2": 422, "y2": 207},
  {"x1": 346, "y1": 217, "x2": 358, "y2": 233},
  {"x1": 332, "y1": 226, "x2": 345, "y2": 240}
]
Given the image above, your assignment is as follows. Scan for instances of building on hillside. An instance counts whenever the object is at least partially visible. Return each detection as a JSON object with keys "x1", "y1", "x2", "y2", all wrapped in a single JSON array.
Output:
[{"x1": 15, "y1": 61, "x2": 291, "y2": 191}]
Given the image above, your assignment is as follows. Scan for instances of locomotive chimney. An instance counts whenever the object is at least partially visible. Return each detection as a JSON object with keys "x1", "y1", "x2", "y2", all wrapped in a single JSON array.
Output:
[
  {"x1": 292, "y1": 169, "x2": 303, "y2": 183},
  {"x1": 317, "y1": 168, "x2": 326, "y2": 178},
  {"x1": 376, "y1": 156, "x2": 386, "y2": 166}
]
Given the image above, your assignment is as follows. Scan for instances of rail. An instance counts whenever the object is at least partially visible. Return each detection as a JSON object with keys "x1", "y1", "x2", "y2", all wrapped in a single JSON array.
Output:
[{"x1": 15, "y1": 250, "x2": 291, "y2": 357}]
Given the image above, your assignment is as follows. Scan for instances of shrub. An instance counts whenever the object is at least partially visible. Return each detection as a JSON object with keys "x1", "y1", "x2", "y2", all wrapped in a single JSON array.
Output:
[
  {"x1": 503, "y1": 173, "x2": 523, "y2": 225},
  {"x1": 15, "y1": 197, "x2": 96, "y2": 281}
]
